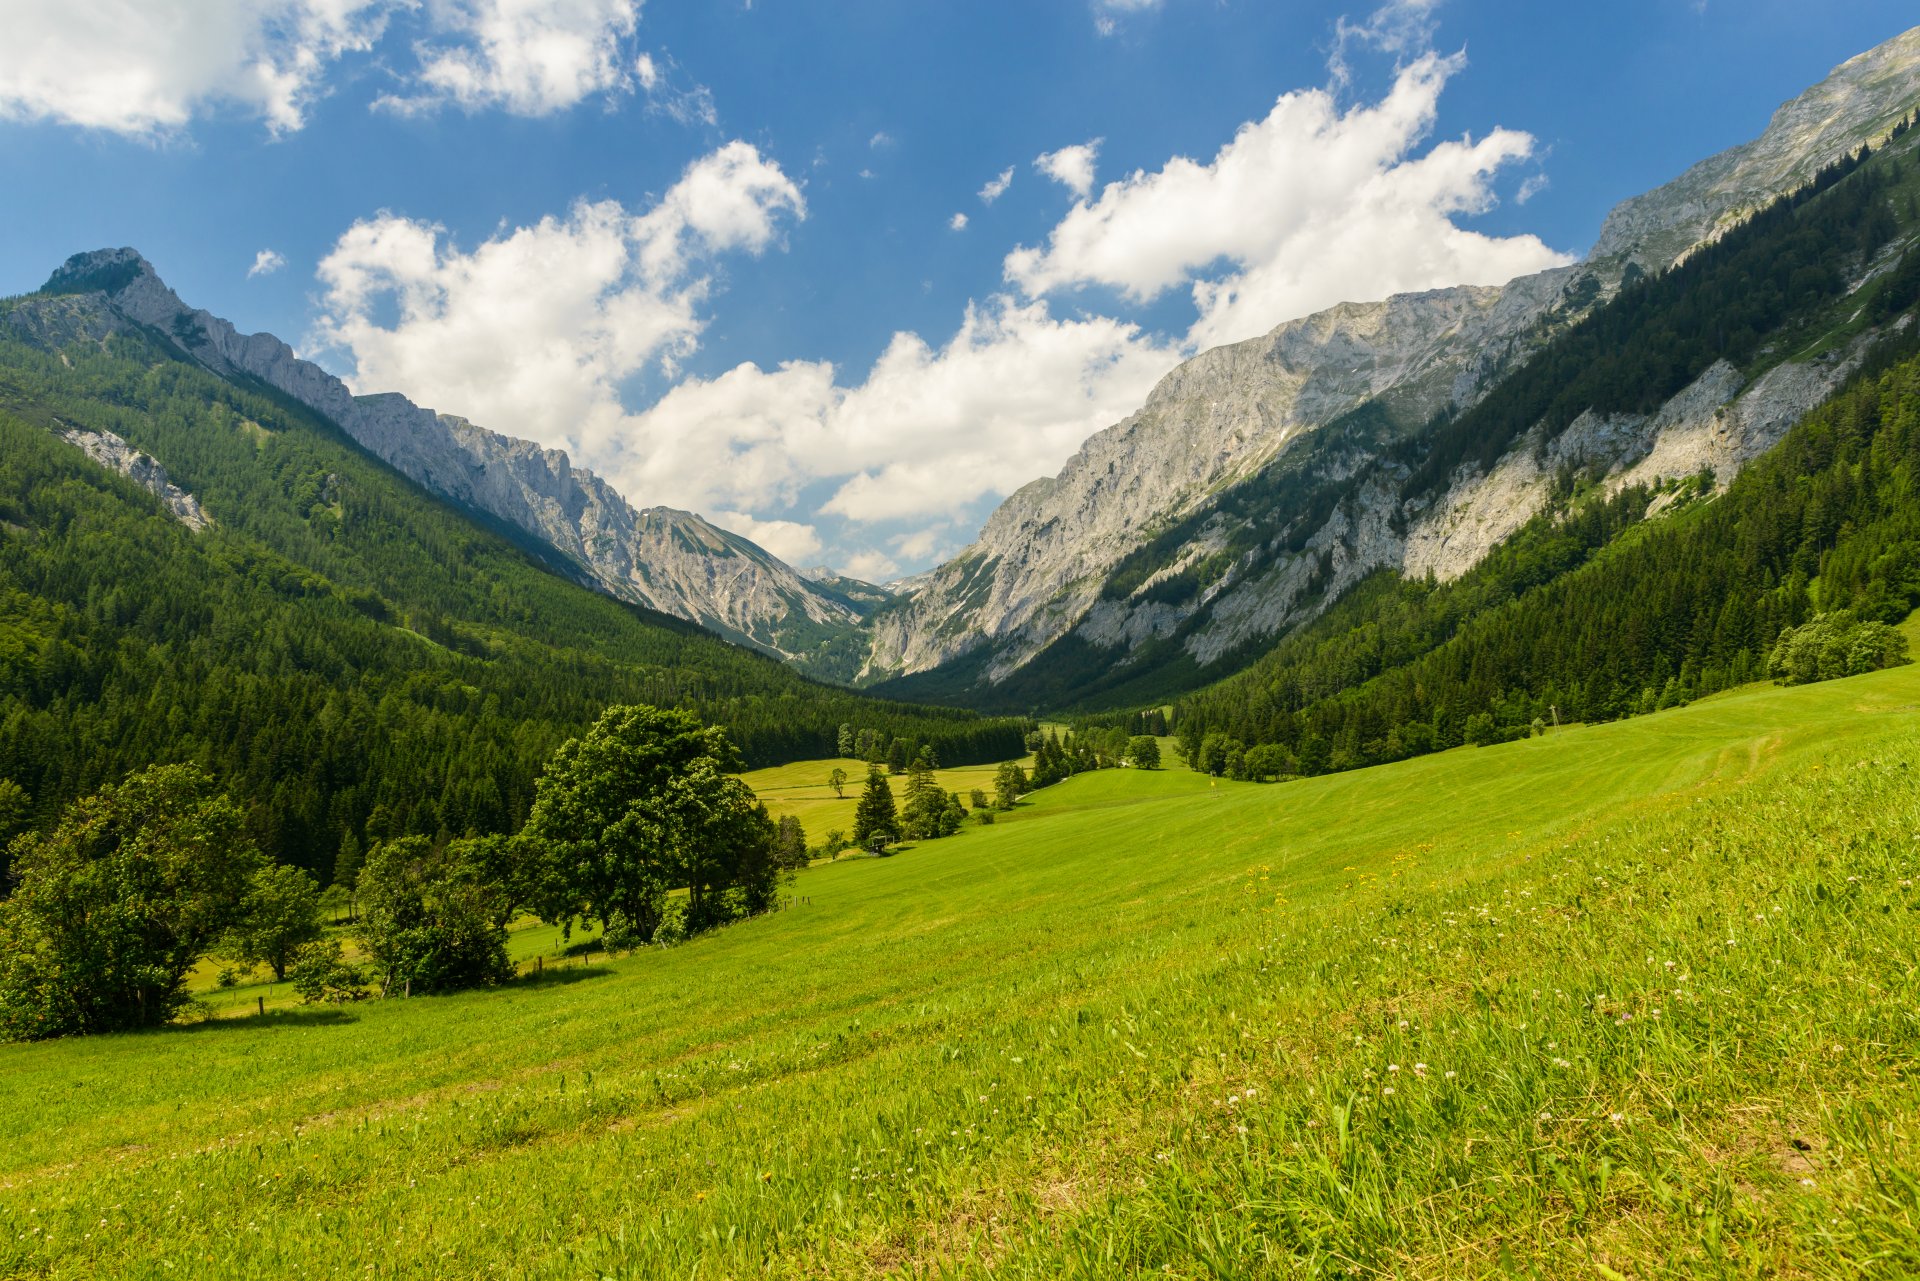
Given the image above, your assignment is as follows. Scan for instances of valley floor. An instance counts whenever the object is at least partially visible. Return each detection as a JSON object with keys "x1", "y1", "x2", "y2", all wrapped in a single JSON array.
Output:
[{"x1": 3, "y1": 669, "x2": 1919, "y2": 1277}]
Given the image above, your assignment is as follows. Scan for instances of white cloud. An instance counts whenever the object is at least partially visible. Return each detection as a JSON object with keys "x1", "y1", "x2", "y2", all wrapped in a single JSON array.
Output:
[
  {"x1": 248, "y1": 249, "x2": 289, "y2": 278},
  {"x1": 1006, "y1": 53, "x2": 1570, "y2": 351},
  {"x1": 0, "y1": 0, "x2": 389, "y2": 137},
  {"x1": 634, "y1": 50, "x2": 716, "y2": 126},
  {"x1": 978, "y1": 167, "x2": 1014, "y2": 204},
  {"x1": 869, "y1": 131, "x2": 894, "y2": 149},
  {"x1": 618, "y1": 296, "x2": 1178, "y2": 535},
  {"x1": 842, "y1": 550, "x2": 901, "y2": 583},
  {"x1": 709, "y1": 510, "x2": 823, "y2": 565},
  {"x1": 1035, "y1": 140, "x2": 1102, "y2": 200},
  {"x1": 0, "y1": 0, "x2": 654, "y2": 135},
  {"x1": 949, "y1": 212, "x2": 969, "y2": 231},
  {"x1": 380, "y1": 0, "x2": 639, "y2": 117},
  {"x1": 314, "y1": 141, "x2": 803, "y2": 482},
  {"x1": 1091, "y1": 0, "x2": 1160, "y2": 36},
  {"x1": 1330, "y1": 0, "x2": 1441, "y2": 90}
]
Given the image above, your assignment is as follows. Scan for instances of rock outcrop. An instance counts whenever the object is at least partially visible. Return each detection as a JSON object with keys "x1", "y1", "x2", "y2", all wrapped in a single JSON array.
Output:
[{"x1": 52, "y1": 423, "x2": 213, "y2": 531}]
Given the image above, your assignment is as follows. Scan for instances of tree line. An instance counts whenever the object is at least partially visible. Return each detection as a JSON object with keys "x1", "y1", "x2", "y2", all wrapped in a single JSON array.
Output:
[{"x1": 0, "y1": 706, "x2": 805, "y2": 1039}]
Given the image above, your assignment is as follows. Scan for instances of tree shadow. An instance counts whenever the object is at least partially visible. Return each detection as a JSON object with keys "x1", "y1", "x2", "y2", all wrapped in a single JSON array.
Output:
[
  {"x1": 174, "y1": 1006, "x2": 361, "y2": 1034},
  {"x1": 511, "y1": 965, "x2": 617, "y2": 990}
]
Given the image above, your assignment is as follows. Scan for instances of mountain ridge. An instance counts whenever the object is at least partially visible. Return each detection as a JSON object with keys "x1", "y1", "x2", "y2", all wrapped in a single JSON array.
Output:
[
  {"x1": 28, "y1": 249, "x2": 879, "y2": 675},
  {"x1": 862, "y1": 25, "x2": 1920, "y2": 707}
]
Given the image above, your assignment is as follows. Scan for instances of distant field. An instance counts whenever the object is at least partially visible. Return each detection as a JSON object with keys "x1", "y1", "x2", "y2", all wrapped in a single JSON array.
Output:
[
  {"x1": 739, "y1": 753, "x2": 1030, "y2": 838},
  {"x1": 4, "y1": 671, "x2": 1919, "y2": 1277}
]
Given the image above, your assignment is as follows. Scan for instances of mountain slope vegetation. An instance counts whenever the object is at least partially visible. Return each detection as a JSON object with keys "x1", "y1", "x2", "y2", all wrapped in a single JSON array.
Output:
[{"x1": 0, "y1": 308, "x2": 1026, "y2": 880}]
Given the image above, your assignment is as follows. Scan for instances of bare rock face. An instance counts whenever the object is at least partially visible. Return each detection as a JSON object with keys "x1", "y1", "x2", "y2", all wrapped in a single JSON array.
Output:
[
  {"x1": 1593, "y1": 26, "x2": 1920, "y2": 269},
  {"x1": 869, "y1": 24, "x2": 1920, "y2": 696},
  {"x1": 35, "y1": 249, "x2": 870, "y2": 663},
  {"x1": 52, "y1": 423, "x2": 213, "y2": 531}
]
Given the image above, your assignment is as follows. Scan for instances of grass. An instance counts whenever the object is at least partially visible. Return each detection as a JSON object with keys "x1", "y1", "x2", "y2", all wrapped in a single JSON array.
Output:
[
  {"x1": 2, "y1": 668, "x2": 1918, "y2": 1277},
  {"x1": 739, "y1": 754, "x2": 1024, "y2": 839}
]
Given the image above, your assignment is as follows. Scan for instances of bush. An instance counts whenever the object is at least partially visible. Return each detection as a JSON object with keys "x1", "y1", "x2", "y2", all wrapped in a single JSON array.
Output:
[
  {"x1": 1769, "y1": 611, "x2": 1910, "y2": 685},
  {"x1": 289, "y1": 939, "x2": 369, "y2": 1004}
]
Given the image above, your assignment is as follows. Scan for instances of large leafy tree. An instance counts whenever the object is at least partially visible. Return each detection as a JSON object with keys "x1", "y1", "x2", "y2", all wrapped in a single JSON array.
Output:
[
  {"x1": 0, "y1": 764, "x2": 261, "y2": 1040},
  {"x1": 225, "y1": 863, "x2": 322, "y2": 981},
  {"x1": 356, "y1": 836, "x2": 511, "y2": 996},
  {"x1": 524, "y1": 705, "x2": 779, "y2": 944}
]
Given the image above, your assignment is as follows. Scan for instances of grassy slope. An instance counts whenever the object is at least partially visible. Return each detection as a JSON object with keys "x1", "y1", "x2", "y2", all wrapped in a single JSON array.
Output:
[
  {"x1": 739, "y1": 755, "x2": 1030, "y2": 836},
  {"x1": 2, "y1": 671, "x2": 1918, "y2": 1277}
]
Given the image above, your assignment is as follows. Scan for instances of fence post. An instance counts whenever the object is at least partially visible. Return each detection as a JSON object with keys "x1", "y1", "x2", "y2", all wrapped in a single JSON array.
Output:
[{"x1": 257, "y1": 996, "x2": 265, "y2": 1017}]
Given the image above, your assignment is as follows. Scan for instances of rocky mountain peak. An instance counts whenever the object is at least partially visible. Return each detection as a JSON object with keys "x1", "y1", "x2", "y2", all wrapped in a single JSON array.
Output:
[{"x1": 16, "y1": 250, "x2": 873, "y2": 675}]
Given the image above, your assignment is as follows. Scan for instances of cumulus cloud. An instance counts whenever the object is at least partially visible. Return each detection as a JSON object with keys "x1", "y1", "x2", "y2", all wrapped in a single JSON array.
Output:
[
  {"x1": 1034, "y1": 141, "x2": 1102, "y2": 200},
  {"x1": 0, "y1": 0, "x2": 651, "y2": 135},
  {"x1": 248, "y1": 249, "x2": 289, "y2": 278},
  {"x1": 978, "y1": 167, "x2": 1014, "y2": 204},
  {"x1": 0, "y1": 0, "x2": 388, "y2": 136},
  {"x1": 949, "y1": 212, "x2": 969, "y2": 231},
  {"x1": 1006, "y1": 53, "x2": 1570, "y2": 351},
  {"x1": 622, "y1": 298, "x2": 1177, "y2": 533},
  {"x1": 314, "y1": 141, "x2": 803, "y2": 478},
  {"x1": 380, "y1": 0, "x2": 639, "y2": 117},
  {"x1": 709, "y1": 510, "x2": 824, "y2": 566}
]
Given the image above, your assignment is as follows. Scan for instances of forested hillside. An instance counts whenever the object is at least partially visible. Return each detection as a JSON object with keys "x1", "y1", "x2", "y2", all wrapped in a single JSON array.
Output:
[
  {"x1": 1160, "y1": 325, "x2": 1920, "y2": 772},
  {"x1": 0, "y1": 315, "x2": 1026, "y2": 880},
  {"x1": 889, "y1": 121, "x2": 1920, "y2": 716}
]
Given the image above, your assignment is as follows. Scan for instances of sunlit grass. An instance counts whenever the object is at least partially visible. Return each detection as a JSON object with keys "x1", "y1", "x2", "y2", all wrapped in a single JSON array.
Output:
[{"x1": 3, "y1": 669, "x2": 1918, "y2": 1277}]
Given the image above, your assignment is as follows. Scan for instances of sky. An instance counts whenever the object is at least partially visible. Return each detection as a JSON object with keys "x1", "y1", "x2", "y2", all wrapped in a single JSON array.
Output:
[{"x1": 1, "y1": 2, "x2": 1915, "y2": 583}]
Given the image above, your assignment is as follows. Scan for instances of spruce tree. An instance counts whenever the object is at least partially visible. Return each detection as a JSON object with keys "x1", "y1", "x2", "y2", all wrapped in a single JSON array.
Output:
[{"x1": 852, "y1": 765, "x2": 900, "y2": 851}]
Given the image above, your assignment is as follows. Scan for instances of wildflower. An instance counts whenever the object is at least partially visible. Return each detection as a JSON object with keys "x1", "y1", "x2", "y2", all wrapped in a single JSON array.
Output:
[
  {"x1": 1800, "y1": 1178, "x2": 1816, "y2": 1188},
  {"x1": 1445, "y1": 1071, "x2": 1457, "y2": 1079},
  {"x1": 1382, "y1": 1087, "x2": 1396, "y2": 1097},
  {"x1": 1413, "y1": 1063, "x2": 1428, "y2": 1077},
  {"x1": 1609, "y1": 1112, "x2": 1625, "y2": 1125},
  {"x1": 1387, "y1": 1064, "x2": 1400, "y2": 1074},
  {"x1": 1236, "y1": 1124, "x2": 1249, "y2": 1134}
]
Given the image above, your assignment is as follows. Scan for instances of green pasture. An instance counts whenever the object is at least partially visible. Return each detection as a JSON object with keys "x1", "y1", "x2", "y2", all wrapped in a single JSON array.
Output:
[
  {"x1": 2, "y1": 669, "x2": 1918, "y2": 1277},
  {"x1": 738, "y1": 754, "x2": 1025, "y2": 838}
]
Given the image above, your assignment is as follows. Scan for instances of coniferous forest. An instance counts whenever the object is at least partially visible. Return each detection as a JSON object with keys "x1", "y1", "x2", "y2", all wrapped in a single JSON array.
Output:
[
  {"x1": 0, "y1": 314, "x2": 1027, "y2": 882},
  {"x1": 1161, "y1": 329, "x2": 1920, "y2": 773}
]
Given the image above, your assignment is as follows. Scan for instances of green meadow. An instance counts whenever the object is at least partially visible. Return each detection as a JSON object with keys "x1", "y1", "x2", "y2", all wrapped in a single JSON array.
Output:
[{"x1": 3, "y1": 667, "x2": 1918, "y2": 1278}]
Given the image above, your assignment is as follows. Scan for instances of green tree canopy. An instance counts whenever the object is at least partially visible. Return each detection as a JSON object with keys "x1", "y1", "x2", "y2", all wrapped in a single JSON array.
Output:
[
  {"x1": 0, "y1": 764, "x2": 261, "y2": 1040},
  {"x1": 357, "y1": 836, "x2": 511, "y2": 996},
  {"x1": 225, "y1": 863, "x2": 322, "y2": 981},
  {"x1": 524, "y1": 705, "x2": 779, "y2": 943}
]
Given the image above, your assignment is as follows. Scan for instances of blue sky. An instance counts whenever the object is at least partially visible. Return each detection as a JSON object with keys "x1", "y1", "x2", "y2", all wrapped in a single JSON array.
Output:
[{"x1": 2, "y1": 1, "x2": 1915, "y2": 580}]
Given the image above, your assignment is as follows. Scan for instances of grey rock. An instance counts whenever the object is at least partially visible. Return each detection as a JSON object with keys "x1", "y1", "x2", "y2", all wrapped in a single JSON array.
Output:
[{"x1": 52, "y1": 423, "x2": 213, "y2": 532}]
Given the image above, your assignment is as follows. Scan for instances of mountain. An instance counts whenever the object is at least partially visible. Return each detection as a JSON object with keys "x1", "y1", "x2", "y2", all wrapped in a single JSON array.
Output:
[
  {"x1": 0, "y1": 284, "x2": 1028, "y2": 878},
  {"x1": 28, "y1": 248, "x2": 876, "y2": 675},
  {"x1": 864, "y1": 25, "x2": 1920, "y2": 711}
]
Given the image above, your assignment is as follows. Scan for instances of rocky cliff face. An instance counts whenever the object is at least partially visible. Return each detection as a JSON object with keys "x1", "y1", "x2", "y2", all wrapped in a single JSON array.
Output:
[
  {"x1": 52, "y1": 422, "x2": 213, "y2": 531},
  {"x1": 866, "y1": 25, "x2": 1920, "y2": 699},
  {"x1": 28, "y1": 249, "x2": 873, "y2": 667}
]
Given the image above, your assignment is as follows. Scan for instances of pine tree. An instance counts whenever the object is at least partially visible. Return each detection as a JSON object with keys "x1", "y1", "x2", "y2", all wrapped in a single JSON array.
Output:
[{"x1": 852, "y1": 765, "x2": 900, "y2": 851}]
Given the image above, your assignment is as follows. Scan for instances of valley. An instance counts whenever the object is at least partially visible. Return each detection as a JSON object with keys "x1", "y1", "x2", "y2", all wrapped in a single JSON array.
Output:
[{"x1": 2, "y1": 660, "x2": 1916, "y2": 1275}]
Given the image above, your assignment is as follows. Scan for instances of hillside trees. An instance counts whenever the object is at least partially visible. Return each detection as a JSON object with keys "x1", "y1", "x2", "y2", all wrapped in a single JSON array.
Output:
[
  {"x1": 0, "y1": 327, "x2": 1031, "y2": 876},
  {"x1": 1165, "y1": 333, "x2": 1920, "y2": 775},
  {"x1": 0, "y1": 764, "x2": 261, "y2": 1039},
  {"x1": 1127, "y1": 736, "x2": 1161, "y2": 769}
]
